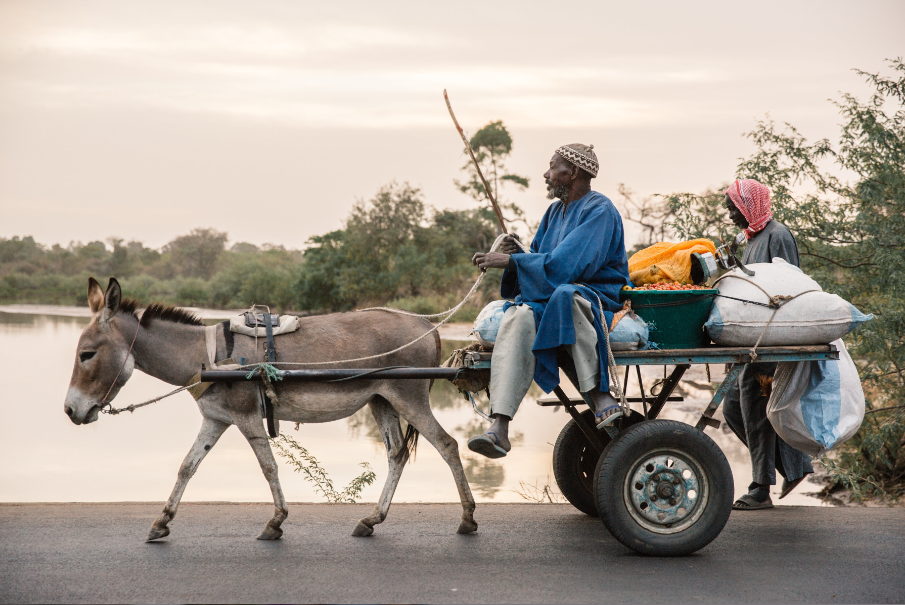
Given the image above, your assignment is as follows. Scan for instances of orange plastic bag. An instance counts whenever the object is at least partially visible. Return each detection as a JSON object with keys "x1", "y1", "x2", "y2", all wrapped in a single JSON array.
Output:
[{"x1": 628, "y1": 239, "x2": 717, "y2": 285}]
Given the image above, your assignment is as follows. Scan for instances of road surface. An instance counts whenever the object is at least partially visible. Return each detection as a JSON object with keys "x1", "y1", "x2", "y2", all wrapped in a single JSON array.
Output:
[{"x1": 1, "y1": 503, "x2": 903, "y2": 603}]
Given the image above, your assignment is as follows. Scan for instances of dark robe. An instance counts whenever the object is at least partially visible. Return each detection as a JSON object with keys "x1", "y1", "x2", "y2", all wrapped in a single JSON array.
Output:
[
  {"x1": 500, "y1": 191, "x2": 631, "y2": 393},
  {"x1": 722, "y1": 219, "x2": 814, "y2": 487}
]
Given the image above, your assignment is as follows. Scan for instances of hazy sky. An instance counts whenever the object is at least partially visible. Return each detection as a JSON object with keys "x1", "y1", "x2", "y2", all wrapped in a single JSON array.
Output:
[{"x1": 2, "y1": 1, "x2": 903, "y2": 249}]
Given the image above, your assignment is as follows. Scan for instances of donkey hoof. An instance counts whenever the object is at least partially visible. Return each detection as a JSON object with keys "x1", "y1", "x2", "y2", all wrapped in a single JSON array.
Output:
[
  {"x1": 351, "y1": 521, "x2": 374, "y2": 537},
  {"x1": 146, "y1": 525, "x2": 170, "y2": 542},
  {"x1": 257, "y1": 525, "x2": 283, "y2": 540},
  {"x1": 457, "y1": 518, "x2": 478, "y2": 535}
]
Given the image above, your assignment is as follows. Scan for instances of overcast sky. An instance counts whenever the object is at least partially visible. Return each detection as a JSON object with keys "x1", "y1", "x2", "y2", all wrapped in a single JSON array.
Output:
[{"x1": 1, "y1": 0, "x2": 903, "y2": 249}]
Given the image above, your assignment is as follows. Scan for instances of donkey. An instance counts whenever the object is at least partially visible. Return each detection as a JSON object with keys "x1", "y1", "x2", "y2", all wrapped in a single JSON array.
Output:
[{"x1": 64, "y1": 277, "x2": 477, "y2": 541}]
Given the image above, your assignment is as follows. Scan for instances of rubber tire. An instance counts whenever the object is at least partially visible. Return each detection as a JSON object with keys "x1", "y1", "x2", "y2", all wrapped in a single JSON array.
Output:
[
  {"x1": 552, "y1": 410, "x2": 612, "y2": 516},
  {"x1": 594, "y1": 419, "x2": 733, "y2": 556}
]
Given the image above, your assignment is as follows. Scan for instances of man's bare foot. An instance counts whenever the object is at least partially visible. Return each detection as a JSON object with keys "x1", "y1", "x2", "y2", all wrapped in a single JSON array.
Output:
[{"x1": 584, "y1": 389, "x2": 623, "y2": 427}]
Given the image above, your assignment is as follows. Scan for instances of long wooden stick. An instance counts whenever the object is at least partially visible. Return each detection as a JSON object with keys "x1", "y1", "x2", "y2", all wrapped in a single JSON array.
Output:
[{"x1": 444, "y1": 89, "x2": 508, "y2": 234}]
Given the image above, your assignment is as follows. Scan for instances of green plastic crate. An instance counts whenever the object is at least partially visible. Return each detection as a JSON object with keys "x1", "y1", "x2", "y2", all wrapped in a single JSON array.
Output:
[{"x1": 618, "y1": 288, "x2": 718, "y2": 350}]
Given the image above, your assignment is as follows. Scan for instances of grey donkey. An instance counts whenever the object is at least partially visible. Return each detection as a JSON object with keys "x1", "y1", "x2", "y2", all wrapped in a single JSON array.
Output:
[{"x1": 63, "y1": 277, "x2": 477, "y2": 541}]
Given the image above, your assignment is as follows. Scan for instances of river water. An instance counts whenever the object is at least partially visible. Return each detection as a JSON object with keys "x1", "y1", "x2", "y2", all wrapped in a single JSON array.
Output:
[{"x1": 0, "y1": 306, "x2": 826, "y2": 506}]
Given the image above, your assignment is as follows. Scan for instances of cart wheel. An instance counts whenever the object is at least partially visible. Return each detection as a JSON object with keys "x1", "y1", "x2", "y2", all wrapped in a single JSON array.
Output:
[
  {"x1": 594, "y1": 420, "x2": 733, "y2": 556},
  {"x1": 553, "y1": 410, "x2": 611, "y2": 516}
]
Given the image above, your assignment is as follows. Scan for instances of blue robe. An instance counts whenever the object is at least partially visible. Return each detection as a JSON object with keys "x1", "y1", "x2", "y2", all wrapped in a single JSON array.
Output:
[{"x1": 501, "y1": 191, "x2": 631, "y2": 393}]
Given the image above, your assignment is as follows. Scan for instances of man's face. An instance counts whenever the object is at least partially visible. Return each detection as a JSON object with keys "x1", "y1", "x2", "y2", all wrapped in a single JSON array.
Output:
[
  {"x1": 726, "y1": 194, "x2": 749, "y2": 229},
  {"x1": 543, "y1": 153, "x2": 573, "y2": 202}
]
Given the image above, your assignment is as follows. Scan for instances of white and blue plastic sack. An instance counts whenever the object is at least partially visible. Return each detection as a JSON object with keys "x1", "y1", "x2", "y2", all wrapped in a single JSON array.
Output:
[
  {"x1": 609, "y1": 313, "x2": 649, "y2": 351},
  {"x1": 472, "y1": 300, "x2": 649, "y2": 351},
  {"x1": 767, "y1": 339, "x2": 865, "y2": 457},
  {"x1": 472, "y1": 300, "x2": 510, "y2": 348},
  {"x1": 705, "y1": 258, "x2": 873, "y2": 346}
]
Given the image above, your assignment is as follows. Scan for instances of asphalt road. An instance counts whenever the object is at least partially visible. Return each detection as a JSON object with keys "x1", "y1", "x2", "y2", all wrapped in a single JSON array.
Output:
[{"x1": 1, "y1": 503, "x2": 903, "y2": 604}]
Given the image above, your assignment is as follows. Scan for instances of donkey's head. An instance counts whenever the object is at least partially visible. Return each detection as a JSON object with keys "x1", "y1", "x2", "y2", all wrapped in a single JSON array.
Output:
[{"x1": 64, "y1": 277, "x2": 138, "y2": 425}]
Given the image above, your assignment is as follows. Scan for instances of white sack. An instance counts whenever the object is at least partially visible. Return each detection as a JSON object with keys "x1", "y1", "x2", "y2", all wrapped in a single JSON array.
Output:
[
  {"x1": 705, "y1": 258, "x2": 872, "y2": 346},
  {"x1": 609, "y1": 314, "x2": 649, "y2": 351},
  {"x1": 472, "y1": 300, "x2": 509, "y2": 348},
  {"x1": 767, "y1": 339, "x2": 865, "y2": 457}
]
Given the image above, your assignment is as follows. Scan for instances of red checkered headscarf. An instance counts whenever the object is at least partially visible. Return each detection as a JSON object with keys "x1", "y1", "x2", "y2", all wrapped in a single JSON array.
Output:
[{"x1": 725, "y1": 179, "x2": 773, "y2": 239}]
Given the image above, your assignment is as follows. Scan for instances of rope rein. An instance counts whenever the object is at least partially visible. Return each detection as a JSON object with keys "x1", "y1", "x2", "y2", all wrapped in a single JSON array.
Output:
[
  {"x1": 102, "y1": 382, "x2": 202, "y2": 415},
  {"x1": 239, "y1": 234, "x2": 531, "y2": 370},
  {"x1": 99, "y1": 317, "x2": 141, "y2": 409},
  {"x1": 99, "y1": 234, "x2": 528, "y2": 416},
  {"x1": 98, "y1": 233, "x2": 626, "y2": 418}
]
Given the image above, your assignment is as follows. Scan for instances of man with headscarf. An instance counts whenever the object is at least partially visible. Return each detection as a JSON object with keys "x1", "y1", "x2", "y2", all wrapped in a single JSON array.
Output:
[
  {"x1": 722, "y1": 178, "x2": 813, "y2": 509},
  {"x1": 466, "y1": 144, "x2": 631, "y2": 459}
]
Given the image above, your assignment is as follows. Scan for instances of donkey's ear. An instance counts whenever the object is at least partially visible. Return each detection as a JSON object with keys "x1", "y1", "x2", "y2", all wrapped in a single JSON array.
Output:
[
  {"x1": 102, "y1": 278, "x2": 123, "y2": 320},
  {"x1": 87, "y1": 277, "x2": 104, "y2": 314}
]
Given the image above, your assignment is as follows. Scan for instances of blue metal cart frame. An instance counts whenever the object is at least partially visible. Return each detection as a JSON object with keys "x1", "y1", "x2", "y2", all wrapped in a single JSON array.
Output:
[{"x1": 461, "y1": 344, "x2": 838, "y2": 439}]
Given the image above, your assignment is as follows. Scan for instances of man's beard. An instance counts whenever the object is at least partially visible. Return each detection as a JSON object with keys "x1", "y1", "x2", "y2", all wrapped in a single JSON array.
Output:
[{"x1": 546, "y1": 179, "x2": 570, "y2": 202}]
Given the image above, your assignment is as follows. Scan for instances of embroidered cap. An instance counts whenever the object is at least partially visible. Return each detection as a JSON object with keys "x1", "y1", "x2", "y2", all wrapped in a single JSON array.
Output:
[{"x1": 555, "y1": 143, "x2": 599, "y2": 178}]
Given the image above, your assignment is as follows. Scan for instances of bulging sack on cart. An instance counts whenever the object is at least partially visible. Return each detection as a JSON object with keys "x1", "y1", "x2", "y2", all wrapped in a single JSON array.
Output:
[
  {"x1": 705, "y1": 258, "x2": 872, "y2": 346},
  {"x1": 472, "y1": 300, "x2": 649, "y2": 350},
  {"x1": 608, "y1": 309, "x2": 649, "y2": 351},
  {"x1": 767, "y1": 339, "x2": 865, "y2": 457},
  {"x1": 472, "y1": 300, "x2": 509, "y2": 348}
]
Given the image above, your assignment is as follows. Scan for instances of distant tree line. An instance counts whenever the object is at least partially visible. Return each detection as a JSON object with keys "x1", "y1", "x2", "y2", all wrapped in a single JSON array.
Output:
[{"x1": 0, "y1": 122, "x2": 527, "y2": 319}]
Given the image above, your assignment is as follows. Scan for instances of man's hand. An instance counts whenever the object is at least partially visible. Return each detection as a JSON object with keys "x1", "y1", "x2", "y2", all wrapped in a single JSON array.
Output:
[
  {"x1": 498, "y1": 234, "x2": 522, "y2": 254},
  {"x1": 472, "y1": 252, "x2": 510, "y2": 270}
]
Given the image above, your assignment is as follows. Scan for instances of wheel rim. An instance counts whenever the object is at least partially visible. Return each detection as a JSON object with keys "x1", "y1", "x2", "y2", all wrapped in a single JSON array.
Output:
[
  {"x1": 576, "y1": 442, "x2": 599, "y2": 494},
  {"x1": 622, "y1": 448, "x2": 709, "y2": 535}
]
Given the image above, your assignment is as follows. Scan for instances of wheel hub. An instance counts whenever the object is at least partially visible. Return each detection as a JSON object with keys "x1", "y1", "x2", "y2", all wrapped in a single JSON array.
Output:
[{"x1": 624, "y1": 450, "x2": 708, "y2": 534}]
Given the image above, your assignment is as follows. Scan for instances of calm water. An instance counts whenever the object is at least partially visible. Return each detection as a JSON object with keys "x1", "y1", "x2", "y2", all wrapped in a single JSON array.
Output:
[{"x1": 0, "y1": 306, "x2": 825, "y2": 506}]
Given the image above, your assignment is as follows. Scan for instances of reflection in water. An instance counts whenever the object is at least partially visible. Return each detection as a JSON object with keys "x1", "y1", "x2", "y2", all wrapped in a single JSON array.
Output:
[
  {"x1": 463, "y1": 457, "x2": 505, "y2": 499},
  {"x1": 0, "y1": 309, "x2": 828, "y2": 506}
]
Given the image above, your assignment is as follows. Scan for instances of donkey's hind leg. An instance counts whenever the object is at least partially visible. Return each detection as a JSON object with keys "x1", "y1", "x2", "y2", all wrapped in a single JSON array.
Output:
[
  {"x1": 233, "y1": 415, "x2": 289, "y2": 540},
  {"x1": 352, "y1": 397, "x2": 411, "y2": 537},
  {"x1": 396, "y1": 395, "x2": 478, "y2": 535},
  {"x1": 148, "y1": 415, "x2": 230, "y2": 541}
]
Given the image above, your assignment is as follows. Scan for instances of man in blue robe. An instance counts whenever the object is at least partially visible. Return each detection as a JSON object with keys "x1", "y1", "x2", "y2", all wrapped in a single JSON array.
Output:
[{"x1": 467, "y1": 144, "x2": 631, "y2": 459}]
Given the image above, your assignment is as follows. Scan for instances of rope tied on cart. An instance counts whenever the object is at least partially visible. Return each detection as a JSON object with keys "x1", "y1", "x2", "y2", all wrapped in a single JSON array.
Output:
[
  {"x1": 575, "y1": 283, "x2": 630, "y2": 415},
  {"x1": 712, "y1": 273, "x2": 820, "y2": 361}
]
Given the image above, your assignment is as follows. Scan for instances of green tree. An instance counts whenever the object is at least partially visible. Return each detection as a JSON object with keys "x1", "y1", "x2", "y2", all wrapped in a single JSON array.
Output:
[
  {"x1": 107, "y1": 238, "x2": 133, "y2": 278},
  {"x1": 162, "y1": 228, "x2": 228, "y2": 280},
  {"x1": 454, "y1": 120, "x2": 530, "y2": 232},
  {"x1": 294, "y1": 182, "x2": 501, "y2": 315},
  {"x1": 666, "y1": 59, "x2": 905, "y2": 499}
]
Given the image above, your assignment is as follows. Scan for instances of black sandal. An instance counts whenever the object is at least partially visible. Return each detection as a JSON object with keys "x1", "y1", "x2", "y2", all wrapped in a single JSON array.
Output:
[{"x1": 732, "y1": 494, "x2": 774, "y2": 510}]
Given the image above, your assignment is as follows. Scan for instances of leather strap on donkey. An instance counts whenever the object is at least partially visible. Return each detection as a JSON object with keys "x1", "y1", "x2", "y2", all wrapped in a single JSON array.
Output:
[{"x1": 259, "y1": 312, "x2": 279, "y2": 438}]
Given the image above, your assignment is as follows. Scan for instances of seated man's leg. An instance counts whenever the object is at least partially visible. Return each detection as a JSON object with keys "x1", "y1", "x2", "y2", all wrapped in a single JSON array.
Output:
[
  {"x1": 468, "y1": 304, "x2": 536, "y2": 459},
  {"x1": 568, "y1": 293, "x2": 621, "y2": 426}
]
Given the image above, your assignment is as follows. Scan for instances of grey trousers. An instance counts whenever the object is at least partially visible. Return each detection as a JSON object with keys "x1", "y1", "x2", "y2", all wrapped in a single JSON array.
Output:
[
  {"x1": 722, "y1": 362, "x2": 814, "y2": 488},
  {"x1": 489, "y1": 295, "x2": 600, "y2": 419}
]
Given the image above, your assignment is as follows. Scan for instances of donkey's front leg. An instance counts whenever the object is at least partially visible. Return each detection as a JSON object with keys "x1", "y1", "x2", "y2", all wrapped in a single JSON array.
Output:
[
  {"x1": 234, "y1": 416, "x2": 288, "y2": 540},
  {"x1": 147, "y1": 416, "x2": 230, "y2": 541}
]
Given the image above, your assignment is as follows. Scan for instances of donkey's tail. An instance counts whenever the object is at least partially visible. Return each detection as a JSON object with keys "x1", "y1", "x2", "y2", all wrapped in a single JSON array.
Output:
[
  {"x1": 396, "y1": 422, "x2": 419, "y2": 464},
  {"x1": 395, "y1": 326, "x2": 438, "y2": 465}
]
